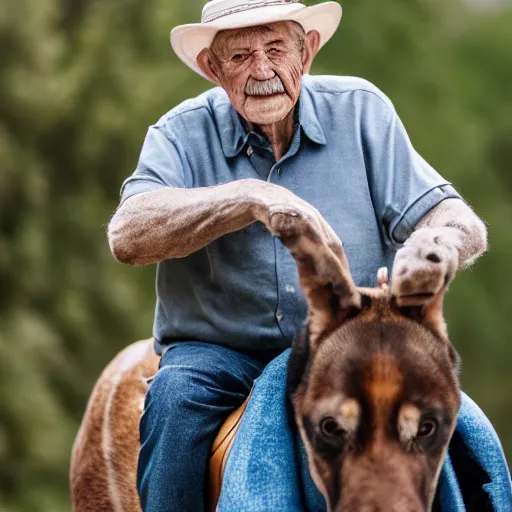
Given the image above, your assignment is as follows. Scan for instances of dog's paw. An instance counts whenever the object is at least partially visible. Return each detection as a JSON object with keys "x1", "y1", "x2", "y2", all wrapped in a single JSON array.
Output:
[{"x1": 391, "y1": 229, "x2": 459, "y2": 307}]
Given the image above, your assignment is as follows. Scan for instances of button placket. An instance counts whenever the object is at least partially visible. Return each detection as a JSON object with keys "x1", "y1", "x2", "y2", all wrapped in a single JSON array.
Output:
[{"x1": 267, "y1": 164, "x2": 283, "y2": 182}]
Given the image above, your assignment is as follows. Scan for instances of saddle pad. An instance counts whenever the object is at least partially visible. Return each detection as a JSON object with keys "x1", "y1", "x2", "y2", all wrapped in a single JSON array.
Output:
[{"x1": 208, "y1": 394, "x2": 250, "y2": 511}]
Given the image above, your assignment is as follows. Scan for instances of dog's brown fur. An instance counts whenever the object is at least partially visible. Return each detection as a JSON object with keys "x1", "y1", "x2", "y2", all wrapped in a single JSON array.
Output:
[
  {"x1": 71, "y1": 212, "x2": 461, "y2": 512},
  {"x1": 70, "y1": 340, "x2": 158, "y2": 512}
]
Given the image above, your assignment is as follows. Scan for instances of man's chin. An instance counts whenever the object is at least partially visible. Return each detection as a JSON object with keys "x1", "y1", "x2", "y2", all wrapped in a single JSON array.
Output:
[{"x1": 244, "y1": 94, "x2": 293, "y2": 125}]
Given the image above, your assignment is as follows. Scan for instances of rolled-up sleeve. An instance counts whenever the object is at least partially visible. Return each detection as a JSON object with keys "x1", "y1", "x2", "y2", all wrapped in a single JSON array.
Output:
[
  {"x1": 120, "y1": 123, "x2": 186, "y2": 204},
  {"x1": 364, "y1": 100, "x2": 461, "y2": 247}
]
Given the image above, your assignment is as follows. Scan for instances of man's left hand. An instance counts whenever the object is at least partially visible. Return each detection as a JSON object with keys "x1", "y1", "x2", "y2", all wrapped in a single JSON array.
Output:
[{"x1": 391, "y1": 227, "x2": 460, "y2": 307}]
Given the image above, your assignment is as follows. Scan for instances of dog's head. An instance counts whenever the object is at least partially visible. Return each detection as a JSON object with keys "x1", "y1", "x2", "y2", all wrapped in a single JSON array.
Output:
[{"x1": 277, "y1": 216, "x2": 461, "y2": 512}]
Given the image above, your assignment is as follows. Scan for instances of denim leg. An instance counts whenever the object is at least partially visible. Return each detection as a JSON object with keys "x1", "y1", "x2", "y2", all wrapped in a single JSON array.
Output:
[{"x1": 137, "y1": 341, "x2": 276, "y2": 512}]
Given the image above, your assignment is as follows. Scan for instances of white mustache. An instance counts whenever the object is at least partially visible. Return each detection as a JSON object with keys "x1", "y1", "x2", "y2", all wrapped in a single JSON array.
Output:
[{"x1": 245, "y1": 76, "x2": 285, "y2": 96}]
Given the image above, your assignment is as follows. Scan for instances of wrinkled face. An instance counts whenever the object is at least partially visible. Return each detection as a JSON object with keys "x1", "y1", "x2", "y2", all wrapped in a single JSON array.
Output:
[
  {"x1": 202, "y1": 22, "x2": 312, "y2": 125},
  {"x1": 294, "y1": 317, "x2": 460, "y2": 512}
]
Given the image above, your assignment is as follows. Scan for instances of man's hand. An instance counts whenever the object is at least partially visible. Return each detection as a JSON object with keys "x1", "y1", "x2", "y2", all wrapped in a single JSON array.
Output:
[
  {"x1": 391, "y1": 227, "x2": 460, "y2": 307},
  {"x1": 249, "y1": 180, "x2": 344, "y2": 264},
  {"x1": 391, "y1": 199, "x2": 487, "y2": 306}
]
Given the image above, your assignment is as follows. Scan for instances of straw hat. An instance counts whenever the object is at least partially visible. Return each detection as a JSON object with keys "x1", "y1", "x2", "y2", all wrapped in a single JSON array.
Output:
[{"x1": 171, "y1": 0, "x2": 342, "y2": 81}]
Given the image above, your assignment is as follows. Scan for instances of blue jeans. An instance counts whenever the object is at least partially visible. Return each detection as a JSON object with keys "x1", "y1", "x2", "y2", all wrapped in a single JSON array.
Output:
[{"x1": 137, "y1": 341, "x2": 280, "y2": 512}]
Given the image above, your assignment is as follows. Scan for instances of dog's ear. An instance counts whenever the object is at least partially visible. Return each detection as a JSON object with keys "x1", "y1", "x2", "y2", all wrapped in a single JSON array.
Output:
[
  {"x1": 397, "y1": 292, "x2": 461, "y2": 373},
  {"x1": 397, "y1": 292, "x2": 448, "y2": 340},
  {"x1": 271, "y1": 213, "x2": 362, "y2": 350}
]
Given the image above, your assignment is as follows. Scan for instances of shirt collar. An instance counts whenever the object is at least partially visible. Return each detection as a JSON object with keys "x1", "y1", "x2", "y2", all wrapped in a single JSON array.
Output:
[
  {"x1": 217, "y1": 78, "x2": 326, "y2": 158},
  {"x1": 297, "y1": 77, "x2": 327, "y2": 147}
]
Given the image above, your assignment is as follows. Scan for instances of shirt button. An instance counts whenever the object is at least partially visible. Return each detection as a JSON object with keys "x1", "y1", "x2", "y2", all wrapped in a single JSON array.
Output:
[
  {"x1": 247, "y1": 146, "x2": 254, "y2": 157},
  {"x1": 285, "y1": 284, "x2": 296, "y2": 293},
  {"x1": 276, "y1": 167, "x2": 281, "y2": 174},
  {"x1": 276, "y1": 311, "x2": 284, "y2": 322}
]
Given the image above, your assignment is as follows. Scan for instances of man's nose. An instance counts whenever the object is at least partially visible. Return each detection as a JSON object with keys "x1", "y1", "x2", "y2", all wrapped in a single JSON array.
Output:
[{"x1": 250, "y1": 50, "x2": 275, "y2": 81}]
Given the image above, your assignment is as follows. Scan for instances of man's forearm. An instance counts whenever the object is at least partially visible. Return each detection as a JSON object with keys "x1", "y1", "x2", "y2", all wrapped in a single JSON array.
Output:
[
  {"x1": 108, "y1": 178, "x2": 335, "y2": 266},
  {"x1": 413, "y1": 198, "x2": 488, "y2": 267},
  {"x1": 108, "y1": 180, "x2": 261, "y2": 265}
]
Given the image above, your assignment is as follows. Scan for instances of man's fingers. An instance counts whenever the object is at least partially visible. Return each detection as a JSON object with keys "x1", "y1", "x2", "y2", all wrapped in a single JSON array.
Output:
[
  {"x1": 269, "y1": 210, "x2": 320, "y2": 244},
  {"x1": 269, "y1": 211, "x2": 346, "y2": 284},
  {"x1": 391, "y1": 232, "x2": 460, "y2": 306}
]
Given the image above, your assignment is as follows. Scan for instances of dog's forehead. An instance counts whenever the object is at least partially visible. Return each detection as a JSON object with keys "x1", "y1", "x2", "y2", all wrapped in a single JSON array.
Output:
[{"x1": 306, "y1": 292, "x2": 457, "y2": 406}]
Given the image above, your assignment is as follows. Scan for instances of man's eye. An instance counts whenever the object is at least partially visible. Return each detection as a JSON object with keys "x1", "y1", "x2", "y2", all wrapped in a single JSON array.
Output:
[
  {"x1": 267, "y1": 48, "x2": 280, "y2": 55},
  {"x1": 231, "y1": 53, "x2": 247, "y2": 62}
]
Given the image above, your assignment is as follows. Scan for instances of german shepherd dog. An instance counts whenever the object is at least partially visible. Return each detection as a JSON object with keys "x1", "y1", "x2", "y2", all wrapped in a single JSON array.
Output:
[
  {"x1": 71, "y1": 212, "x2": 460, "y2": 511},
  {"x1": 278, "y1": 212, "x2": 460, "y2": 511}
]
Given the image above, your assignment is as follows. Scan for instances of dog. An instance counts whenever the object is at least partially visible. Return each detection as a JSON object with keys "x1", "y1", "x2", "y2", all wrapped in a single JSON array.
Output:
[
  {"x1": 71, "y1": 212, "x2": 460, "y2": 511},
  {"x1": 276, "y1": 212, "x2": 461, "y2": 512}
]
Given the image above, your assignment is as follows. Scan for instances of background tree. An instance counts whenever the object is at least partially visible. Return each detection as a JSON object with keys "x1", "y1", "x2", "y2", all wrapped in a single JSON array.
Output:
[{"x1": 0, "y1": 0, "x2": 510, "y2": 510}]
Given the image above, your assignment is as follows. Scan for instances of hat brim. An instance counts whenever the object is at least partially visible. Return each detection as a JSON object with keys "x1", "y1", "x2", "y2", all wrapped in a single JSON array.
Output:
[{"x1": 170, "y1": 2, "x2": 342, "y2": 82}]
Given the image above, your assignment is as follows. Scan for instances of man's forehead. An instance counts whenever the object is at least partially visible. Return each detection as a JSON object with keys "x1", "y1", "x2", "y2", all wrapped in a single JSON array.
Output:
[{"x1": 214, "y1": 21, "x2": 298, "y2": 48}]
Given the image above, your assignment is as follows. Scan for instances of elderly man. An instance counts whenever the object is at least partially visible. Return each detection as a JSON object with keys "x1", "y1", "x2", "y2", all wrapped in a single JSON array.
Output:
[{"x1": 108, "y1": 0, "x2": 487, "y2": 510}]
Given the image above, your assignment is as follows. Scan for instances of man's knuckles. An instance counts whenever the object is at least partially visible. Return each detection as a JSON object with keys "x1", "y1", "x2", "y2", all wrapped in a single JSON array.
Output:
[
  {"x1": 268, "y1": 210, "x2": 303, "y2": 237},
  {"x1": 268, "y1": 209, "x2": 324, "y2": 241}
]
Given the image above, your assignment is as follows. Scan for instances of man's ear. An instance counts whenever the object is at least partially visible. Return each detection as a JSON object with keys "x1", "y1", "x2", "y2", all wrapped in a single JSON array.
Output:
[
  {"x1": 302, "y1": 30, "x2": 321, "y2": 74},
  {"x1": 196, "y1": 48, "x2": 222, "y2": 85}
]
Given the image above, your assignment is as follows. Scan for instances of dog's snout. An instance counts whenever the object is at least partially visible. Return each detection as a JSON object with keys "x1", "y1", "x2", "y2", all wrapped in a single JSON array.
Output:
[
  {"x1": 337, "y1": 493, "x2": 425, "y2": 512},
  {"x1": 338, "y1": 469, "x2": 426, "y2": 512}
]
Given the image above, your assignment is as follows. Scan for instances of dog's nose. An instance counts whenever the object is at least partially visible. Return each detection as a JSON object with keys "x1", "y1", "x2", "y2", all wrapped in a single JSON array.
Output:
[
  {"x1": 337, "y1": 493, "x2": 425, "y2": 512},
  {"x1": 337, "y1": 503, "x2": 423, "y2": 512}
]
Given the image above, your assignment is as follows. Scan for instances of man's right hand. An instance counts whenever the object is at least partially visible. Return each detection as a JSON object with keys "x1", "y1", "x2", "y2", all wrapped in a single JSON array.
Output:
[{"x1": 248, "y1": 179, "x2": 345, "y2": 263}]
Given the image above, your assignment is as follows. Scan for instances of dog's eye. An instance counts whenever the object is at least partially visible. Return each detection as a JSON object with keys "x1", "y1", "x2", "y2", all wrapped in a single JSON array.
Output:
[
  {"x1": 417, "y1": 418, "x2": 437, "y2": 438},
  {"x1": 320, "y1": 417, "x2": 344, "y2": 438}
]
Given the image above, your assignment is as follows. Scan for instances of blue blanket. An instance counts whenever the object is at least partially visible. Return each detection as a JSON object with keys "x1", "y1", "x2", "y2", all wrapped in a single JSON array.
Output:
[{"x1": 218, "y1": 350, "x2": 512, "y2": 511}]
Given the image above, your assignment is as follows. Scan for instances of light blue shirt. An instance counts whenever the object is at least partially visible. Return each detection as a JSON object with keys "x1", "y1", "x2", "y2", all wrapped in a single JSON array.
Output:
[{"x1": 121, "y1": 75, "x2": 461, "y2": 354}]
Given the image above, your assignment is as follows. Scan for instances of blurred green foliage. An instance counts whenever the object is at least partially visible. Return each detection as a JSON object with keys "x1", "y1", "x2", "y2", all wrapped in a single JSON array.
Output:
[{"x1": 0, "y1": 0, "x2": 510, "y2": 510}]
